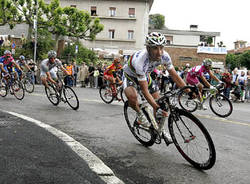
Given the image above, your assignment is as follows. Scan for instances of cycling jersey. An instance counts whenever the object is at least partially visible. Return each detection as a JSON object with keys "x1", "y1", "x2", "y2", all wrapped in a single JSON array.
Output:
[
  {"x1": 104, "y1": 63, "x2": 122, "y2": 76},
  {"x1": 40, "y1": 58, "x2": 62, "y2": 79},
  {"x1": 123, "y1": 49, "x2": 173, "y2": 81},
  {"x1": 186, "y1": 65, "x2": 209, "y2": 85},
  {"x1": 0, "y1": 55, "x2": 15, "y2": 72}
]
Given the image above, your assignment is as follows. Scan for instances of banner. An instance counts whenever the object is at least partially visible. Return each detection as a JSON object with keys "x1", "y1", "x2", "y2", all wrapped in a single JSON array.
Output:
[{"x1": 197, "y1": 46, "x2": 227, "y2": 54}]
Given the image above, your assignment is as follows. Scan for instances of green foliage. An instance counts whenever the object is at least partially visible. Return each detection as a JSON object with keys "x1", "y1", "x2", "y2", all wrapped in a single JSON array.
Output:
[
  {"x1": 206, "y1": 36, "x2": 213, "y2": 45},
  {"x1": 226, "y1": 53, "x2": 240, "y2": 70},
  {"x1": 61, "y1": 42, "x2": 97, "y2": 65},
  {"x1": 149, "y1": 14, "x2": 165, "y2": 29},
  {"x1": 239, "y1": 50, "x2": 250, "y2": 69}
]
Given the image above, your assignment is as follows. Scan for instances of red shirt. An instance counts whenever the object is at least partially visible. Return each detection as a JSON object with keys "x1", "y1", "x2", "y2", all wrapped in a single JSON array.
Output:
[{"x1": 104, "y1": 63, "x2": 122, "y2": 76}]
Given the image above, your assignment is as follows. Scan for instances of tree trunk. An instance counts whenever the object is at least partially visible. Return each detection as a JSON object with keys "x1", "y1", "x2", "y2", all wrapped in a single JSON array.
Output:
[{"x1": 27, "y1": 24, "x2": 33, "y2": 40}]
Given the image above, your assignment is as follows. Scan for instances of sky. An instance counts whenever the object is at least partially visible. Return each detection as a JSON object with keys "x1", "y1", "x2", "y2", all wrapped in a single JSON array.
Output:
[{"x1": 149, "y1": 0, "x2": 250, "y2": 50}]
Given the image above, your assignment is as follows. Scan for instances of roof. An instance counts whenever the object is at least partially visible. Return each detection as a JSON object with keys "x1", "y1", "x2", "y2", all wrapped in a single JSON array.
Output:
[
  {"x1": 228, "y1": 46, "x2": 250, "y2": 54},
  {"x1": 0, "y1": 24, "x2": 28, "y2": 38},
  {"x1": 150, "y1": 28, "x2": 220, "y2": 37}
]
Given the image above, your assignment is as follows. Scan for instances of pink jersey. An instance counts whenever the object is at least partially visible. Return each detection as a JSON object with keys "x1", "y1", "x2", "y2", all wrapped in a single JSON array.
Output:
[{"x1": 188, "y1": 65, "x2": 208, "y2": 78}]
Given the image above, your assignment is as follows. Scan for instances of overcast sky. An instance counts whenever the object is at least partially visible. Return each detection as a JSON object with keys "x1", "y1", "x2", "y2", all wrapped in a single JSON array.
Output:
[{"x1": 150, "y1": 0, "x2": 250, "y2": 50}]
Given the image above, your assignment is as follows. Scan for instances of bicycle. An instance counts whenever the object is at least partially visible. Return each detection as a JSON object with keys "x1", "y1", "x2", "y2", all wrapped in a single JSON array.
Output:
[
  {"x1": 22, "y1": 71, "x2": 34, "y2": 93},
  {"x1": 99, "y1": 80, "x2": 126, "y2": 104},
  {"x1": 0, "y1": 72, "x2": 25, "y2": 100},
  {"x1": 44, "y1": 69, "x2": 79, "y2": 110},
  {"x1": 178, "y1": 83, "x2": 233, "y2": 117},
  {"x1": 124, "y1": 87, "x2": 216, "y2": 170}
]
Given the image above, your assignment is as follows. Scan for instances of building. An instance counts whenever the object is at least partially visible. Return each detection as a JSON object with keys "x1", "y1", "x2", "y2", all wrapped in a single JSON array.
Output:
[
  {"x1": 45, "y1": 0, "x2": 154, "y2": 57},
  {"x1": 150, "y1": 25, "x2": 227, "y2": 69},
  {"x1": 228, "y1": 40, "x2": 250, "y2": 54}
]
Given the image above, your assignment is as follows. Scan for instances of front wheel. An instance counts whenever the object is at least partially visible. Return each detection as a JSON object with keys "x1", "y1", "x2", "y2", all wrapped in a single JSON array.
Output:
[
  {"x1": 124, "y1": 101, "x2": 157, "y2": 147},
  {"x1": 178, "y1": 86, "x2": 198, "y2": 112},
  {"x1": 12, "y1": 80, "x2": 25, "y2": 100},
  {"x1": 45, "y1": 84, "x2": 60, "y2": 106},
  {"x1": 23, "y1": 78, "x2": 34, "y2": 93},
  {"x1": 0, "y1": 80, "x2": 8, "y2": 97},
  {"x1": 63, "y1": 86, "x2": 79, "y2": 110},
  {"x1": 99, "y1": 85, "x2": 114, "y2": 104},
  {"x1": 209, "y1": 94, "x2": 233, "y2": 117},
  {"x1": 169, "y1": 108, "x2": 216, "y2": 170}
]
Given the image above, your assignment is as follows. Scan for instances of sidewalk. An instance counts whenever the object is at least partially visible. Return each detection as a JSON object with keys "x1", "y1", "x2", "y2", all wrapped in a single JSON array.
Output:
[{"x1": 0, "y1": 111, "x2": 122, "y2": 184}]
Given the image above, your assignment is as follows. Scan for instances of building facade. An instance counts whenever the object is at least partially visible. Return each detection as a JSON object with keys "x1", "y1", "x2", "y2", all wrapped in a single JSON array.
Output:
[{"x1": 45, "y1": 0, "x2": 154, "y2": 56}]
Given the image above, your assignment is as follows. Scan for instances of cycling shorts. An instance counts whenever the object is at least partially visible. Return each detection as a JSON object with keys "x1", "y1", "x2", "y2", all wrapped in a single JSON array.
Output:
[
  {"x1": 122, "y1": 72, "x2": 159, "y2": 94},
  {"x1": 40, "y1": 67, "x2": 57, "y2": 80}
]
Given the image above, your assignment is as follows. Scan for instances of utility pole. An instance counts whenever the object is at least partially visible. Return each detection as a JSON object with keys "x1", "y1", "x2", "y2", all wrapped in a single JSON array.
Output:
[{"x1": 34, "y1": 0, "x2": 38, "y2": 63}]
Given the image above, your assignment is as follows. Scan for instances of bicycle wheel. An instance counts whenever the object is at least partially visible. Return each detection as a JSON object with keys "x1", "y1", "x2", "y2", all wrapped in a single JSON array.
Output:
[
  {"x1": 168, "y1": 108, "x2": 216, "y2": 170},
  {"x1": 124, "y1": 101, "x2": 157, "y2": 147},
  {"x1": 63, "y1": 86, "x2": 79, "y2": 110},
  {"x1": 12, "y1": 80, "x2": 25, "y2": 100},
  {"x1": 178, "y1": 86, "x2": 198, "y2": 112},
  {"x1": 0, "y1": 80, "x2": 8, "y2": 97},
  {"x1": 45, "y1": 84, "x2": 60, "y2": 106},
  {"x1": 23, "y1": 78, "x2": 34, "y2": 93},
  {"x1": 99, "y1": 85, "x2": 114, "y2": 104},
  {"x1": 120, "y1": 88, "x2": 127, "y2": 103},
  {"x1": 209, "y1": 94, "x2": 233, "y2": 117}
]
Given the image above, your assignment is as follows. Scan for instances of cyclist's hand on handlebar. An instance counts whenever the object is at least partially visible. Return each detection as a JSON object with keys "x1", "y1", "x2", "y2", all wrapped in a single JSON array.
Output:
[{"x1": 155, "y1": 107, "x2": 168, "y2": 118}]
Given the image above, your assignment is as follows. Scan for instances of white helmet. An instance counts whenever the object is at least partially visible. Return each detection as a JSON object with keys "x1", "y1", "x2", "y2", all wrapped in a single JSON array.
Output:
[
  {"x1": 48, "y1": 50, "x2": 57, "y2": 59},
  {"x1": 145, "y1": 32, "x2": 167, "y2": 47}
]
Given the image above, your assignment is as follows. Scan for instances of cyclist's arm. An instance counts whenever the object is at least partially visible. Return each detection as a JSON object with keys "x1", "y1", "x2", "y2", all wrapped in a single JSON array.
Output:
[
  {"x1": 60, "y1": 65, "x2": 69, "y2": 76},
  {"x1": 0, "y1": 63, "x2": 8, "y2": 74},
  {"x1": 200, "y1": 75, "x2": 211, "y2": 88},
  {"x1": 46, "y1": 71, "x2": 57, "y2": 85},
  {"x1": 13, "y1": 62, "x2": 22, "y2": 71},
  {"x1": 208, "y1": 70, "x2": 220, "y2": 83},
  {"x1": 25, "y1": 64, "x2": 31, "y2": 71},
  {"x1": 138, "y1": 80, "x2": 159, "y2": 110},
  {"x1": 168, "y1": 67, "x2": 186, "y2": 88}
]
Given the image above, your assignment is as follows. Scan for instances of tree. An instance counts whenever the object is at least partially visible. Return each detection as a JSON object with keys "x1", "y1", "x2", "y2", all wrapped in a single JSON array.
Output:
[
  {"x1": 0, "y1": 0, "x2": 22, "y2": 28},
  {"x1": 149, "y1": 14, "x2": 165, "y2": 29},
  {"x1": 239, "y1": 50, "x2": 250, "y2": 69},
  {"x1": 226, "y1": 53, "x2": 240, "y2": 71}
]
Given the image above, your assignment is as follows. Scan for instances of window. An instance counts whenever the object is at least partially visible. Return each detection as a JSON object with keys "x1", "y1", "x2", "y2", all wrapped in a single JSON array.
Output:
[
  {"x1": 91, "y1": 6, "x2": 97, "y2": 16},
  {"x1": 109, "y1": 7, "x2": 116, "y2": 17},
  {"x1": 166, "y1": 36, "x2": 173, "y2": 45},
  {"x1": 128, "y1": 8, "x2": 135, "y2": 18},
  {"x1": 109, "y1": 29, "x2": 115, "y2": 39},
  {"x1": 70, "y1": 5, "x2": 76, "y2": 8},
  {"x1": 128, "y1": 30, "x2": 134, "y2": 40}
]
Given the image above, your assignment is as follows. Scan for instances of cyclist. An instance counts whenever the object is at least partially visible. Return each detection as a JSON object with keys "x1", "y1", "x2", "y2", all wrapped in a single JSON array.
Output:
[
  {"x1": 103, "y1": 56, "x2": 123, "y2": 101},
  {"x1": 16, "y1": 55, "x2": 31, "y2": 80},
  {"x1": 186, "y1": 58, "x2": 222, "y2": 110},
  {"x1": 0, "y1": 50, "x2": 22, "y2": 81},
  {"x1": 40, "y1": 50, "x2": 69, "y2": 91},
  {"x1": 123, "y1": 32, "x2": 187, "y2": 142}
]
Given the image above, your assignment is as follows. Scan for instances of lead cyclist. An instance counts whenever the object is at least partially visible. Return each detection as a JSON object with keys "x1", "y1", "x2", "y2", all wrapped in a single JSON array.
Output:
[{"x1": 122, "y1": 32, "x2": 187, "y2": 143}]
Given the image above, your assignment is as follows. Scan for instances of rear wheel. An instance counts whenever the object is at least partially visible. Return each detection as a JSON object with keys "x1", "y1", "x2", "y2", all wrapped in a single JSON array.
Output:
[
  {"x1": 12, "y1": 80, "x2": 25, "y2": 100},
  {"x1": 178, "y1": 86, "x2": 198, "y2": 112},
  {"x1": 124, "y1": 101, "x2": 156, "y2": 147},
  {"x1": 45, "y1": 84, "x2": 60, "y2": 106},
  {"x1": 99, "y1": 85, "x2": 114, "y2": 104},
  {"x1": 169, "y1": 108, "x2": 216, "y2": 170},
  {"x1": 210, "y1": 94, "x2": 233, "y2": 117},
  {"x1": 63, "y1": 86, "x2": 79, "y2": 110}
]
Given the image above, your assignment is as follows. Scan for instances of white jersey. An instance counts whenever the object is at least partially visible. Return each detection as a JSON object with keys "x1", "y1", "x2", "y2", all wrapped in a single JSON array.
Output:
[
  {"x1": 40, "y1": 58, "x2": 62, "y2": 73},
  {"x1": 123, "y1": 49, "x2": 173, "y2": 81}
]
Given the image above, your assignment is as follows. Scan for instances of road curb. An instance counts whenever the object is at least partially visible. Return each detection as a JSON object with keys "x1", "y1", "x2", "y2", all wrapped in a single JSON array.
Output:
[{"x1": 1, "y1": 109, "x2": 124, "y2": 184}]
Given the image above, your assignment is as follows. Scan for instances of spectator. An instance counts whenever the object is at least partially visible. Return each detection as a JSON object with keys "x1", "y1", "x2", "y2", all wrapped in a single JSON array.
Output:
[
  {"x1": 3, "y1": 37, "x2": 11, "y2": 47},
  {"x1": 66, "y1": 62, "x2": 73, "y2": 87},
  {"x1": 93, "y1": 67, "x2": 100, "y2": 88},
  {"x1": 97, "y1": 64, "x2": 104, "y2": 88},
  {"x1": 72, "y1": 61, "x2": 78, "y2": 87},
  {"x1": 211, "y1": 69, "x2": 221, "y2": 86},
  {"x1": 246, "y1": 70, "x2": 250, "y2": 102},
  {"x1": 20, "y1": 33, "x2": 27, "y2": 47},
  {"x1": 221, "y1": 69, "x2": 232, "y2": 99},
  {"x1": 79, "y1": 62, "x2": 89, "y2": 87},
  {"x1": 88, "y1": 63, "x2": 95, "y2": 88},
  {"x1": 238, "y1": 71, "x2": 247, "y2": 102},
  {"x1": 0, "y1": 37, "x2": 4, "y2": 47}
]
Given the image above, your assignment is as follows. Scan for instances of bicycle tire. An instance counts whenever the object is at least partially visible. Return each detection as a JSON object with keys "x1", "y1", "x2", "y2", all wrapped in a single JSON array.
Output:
[
  {"x1": 12, "y1": 80, "x2": 25, "y2": 100},
  {"x1": 124, "y1": 101, "x2": 157, "y2": 147},
  {"x1": 23, "y1": 78, "x2": 34, "y2": 93},
  {"x1": 120, "y1": 88, "x2": 127, "y2": 103},
  {"x1": 63, "y1": 86, "x2": 79, "y2": 110},
  {"x1": 178, "y1": 86, "x2": 198, "y2": 112},
  {"x1": 209, "y1": 94, "x2": 233, "y2": 117},
  {"x1": 45, "y1": 84, "x2": 60, "y2": 106},
  {"x1": 99, "y1": 85, "x2": 114, "y2": 104},
  {"x1": 0, "y1": 80, "x2": 8, "y2": 97},
  {"x1": 168, "y1": 108, "x2": 216, "y2": 170}
]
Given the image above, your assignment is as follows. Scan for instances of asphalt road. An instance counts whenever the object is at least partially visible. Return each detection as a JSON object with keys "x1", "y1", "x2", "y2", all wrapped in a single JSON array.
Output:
[{"x1": 0, "y1": 85, "x2": 250, "y2": 184}]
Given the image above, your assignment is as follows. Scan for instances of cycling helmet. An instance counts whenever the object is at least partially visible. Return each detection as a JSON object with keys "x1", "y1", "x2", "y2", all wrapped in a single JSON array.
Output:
[
  {"x1": 4, "y1": 50, "x2": 11, "y2": 56},
  {"x1": 145, "y1": 32, "x2": 167, "y2": 47},
  {"x1": 203, "y1": 58, "x2": 212, "y2": 67},
  {"x1": 48, "y1": 50, "x2": 57, "y2": 59},
  {"x1": 19, "y1": 55, "x2": 25, "y2": 60}
]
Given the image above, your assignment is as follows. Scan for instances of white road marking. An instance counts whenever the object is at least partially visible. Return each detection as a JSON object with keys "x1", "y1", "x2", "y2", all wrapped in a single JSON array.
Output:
[{"x1": 1, "y1": 110, "x2": 124, "y2": 184}]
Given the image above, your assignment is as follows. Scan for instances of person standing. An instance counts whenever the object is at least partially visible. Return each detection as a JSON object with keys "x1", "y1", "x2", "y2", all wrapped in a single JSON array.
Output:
[
  {"x1": 246, "y1": 70, "x2": 250, "y2": 102},
  {"x1": 0, "y1": 37, "x2": 4, "y2": 47},
  {"x1": 88, "y1": 63, "x2": 95, "y2": 88},
  {"x1": 72, "y1": 61, "x2": 78, "y2": 87},
  {"x1": 79, "y1": 62, "x2": 89, "y2": 87},
  {"x1": 66, "y1": 62, "x2": 73, "y2": 87},
  {"x1": 221, "y1": 69, "x2": 232, "y2": 99}
]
